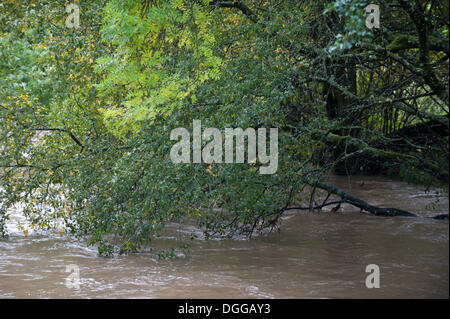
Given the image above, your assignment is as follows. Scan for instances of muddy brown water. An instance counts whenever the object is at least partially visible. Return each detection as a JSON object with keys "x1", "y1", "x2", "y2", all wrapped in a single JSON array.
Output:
[{"x1": 0, "y1": 175, "x2": 448, "y2": 298}]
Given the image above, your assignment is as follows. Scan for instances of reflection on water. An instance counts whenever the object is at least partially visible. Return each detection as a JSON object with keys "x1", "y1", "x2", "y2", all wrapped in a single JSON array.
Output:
[{"x1": 0, "y1": 175, "x2": 448, "y2": 298}]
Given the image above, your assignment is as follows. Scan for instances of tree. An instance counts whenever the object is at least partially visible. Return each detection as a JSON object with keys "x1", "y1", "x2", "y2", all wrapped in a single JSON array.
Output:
[{"x1": 0, "y1": 0, "x2": 448, "y2": 256}]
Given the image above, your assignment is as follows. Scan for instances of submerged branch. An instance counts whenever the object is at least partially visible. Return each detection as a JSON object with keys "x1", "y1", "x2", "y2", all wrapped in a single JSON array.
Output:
[{"x1": 302, "y1": 179, "x2": 417, "y2": 217}]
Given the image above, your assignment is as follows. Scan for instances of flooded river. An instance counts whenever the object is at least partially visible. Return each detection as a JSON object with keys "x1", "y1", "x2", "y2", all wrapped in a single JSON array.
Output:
[{"x1": 0, "y1": 175, "x2": 448, "y2": 298}]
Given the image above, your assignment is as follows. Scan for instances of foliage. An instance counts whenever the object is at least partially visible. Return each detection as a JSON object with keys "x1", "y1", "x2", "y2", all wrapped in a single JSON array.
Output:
[{"x1": 0, "y1": 0, "x2": 448, "y2": 257}]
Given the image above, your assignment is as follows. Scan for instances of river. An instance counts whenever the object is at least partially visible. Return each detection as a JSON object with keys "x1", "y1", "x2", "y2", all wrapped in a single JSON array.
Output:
[{"x1": 0, "y1": 175, "x2": 448, "y2": 298}]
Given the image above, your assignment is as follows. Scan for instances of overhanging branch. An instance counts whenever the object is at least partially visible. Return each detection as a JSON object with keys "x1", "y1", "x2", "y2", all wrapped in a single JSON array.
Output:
[{"x1": 33, "y1": 127, "x2": 84, "y2": 149}]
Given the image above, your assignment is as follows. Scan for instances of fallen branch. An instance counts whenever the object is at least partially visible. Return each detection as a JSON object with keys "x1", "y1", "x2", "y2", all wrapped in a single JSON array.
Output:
[{"x1": 304, "y1": 179, "x2": 417, "y2": 217}]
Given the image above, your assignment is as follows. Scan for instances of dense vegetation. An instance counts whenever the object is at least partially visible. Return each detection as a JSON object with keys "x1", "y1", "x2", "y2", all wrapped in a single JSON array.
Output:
[{"x1": 1, "y1": 0, "x2": 448, "y2": 257}]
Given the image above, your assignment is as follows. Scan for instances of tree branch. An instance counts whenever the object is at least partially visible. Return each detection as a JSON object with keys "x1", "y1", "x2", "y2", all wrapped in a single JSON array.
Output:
[
  {"x1": 209, "y1": 1, "x2": 257, "y2": 22},
  {"x1": 313, "y1": 130, "x2": 449, "y2": 180},
  {"x1": 303, "y1": 179, "x2": 417, "y2": 217},
  {"x1": 33, "y1": 127, "x2": 84, "y2": 149}
]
